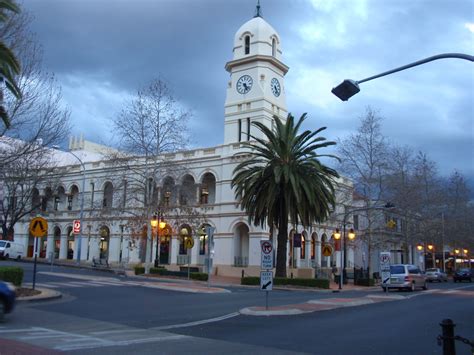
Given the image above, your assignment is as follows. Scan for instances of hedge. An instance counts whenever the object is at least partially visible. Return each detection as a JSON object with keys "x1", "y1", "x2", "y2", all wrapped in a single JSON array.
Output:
[
  {"x1": 0, "y1": 266, "x2": 24, "y2": 286},
  {"x1": 149, "y1": 267, "x2": 165, "y2": 274},
  {"x1": 134, "y1": 266, "x2": 145, "y2": 275},
  {"x1": 354, "y1": 278, "x2": 375, "y2": 286},
  {"x1": 241, "y1": 276, "x2": 330, "y2": 289},
  {"x1": 190, "y1": 272, "x2": 208, "y2": 281}
]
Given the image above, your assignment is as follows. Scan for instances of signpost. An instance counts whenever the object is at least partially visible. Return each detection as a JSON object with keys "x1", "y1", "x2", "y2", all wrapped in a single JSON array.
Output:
[
  {"x1": 184, "y1": 237, "x2": 194, "y2": 280},
  {"x1": 29, "y1": 217, "x2": 48, "y2": 290},
  {"x1": 260, "y1": 240, "x2": 274, "y2": 310},
  {"x1": 380, "y1": 252, "x2": 391, "y2": 292}
]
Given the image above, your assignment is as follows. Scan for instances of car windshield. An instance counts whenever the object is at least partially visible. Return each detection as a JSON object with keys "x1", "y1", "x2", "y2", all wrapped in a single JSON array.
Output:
[
  {"x1": 390, "y1": 265, "x2": 405, "y2": 274},
  {"x1": 0, "y1": 241, "x2": 5, "y2": 247},
  {"x1": 426, "y1": 268, "x2": 438, "y2": 272},
  {"x1": 458, "y1": 268, "x2": 470, "y2": 272}
]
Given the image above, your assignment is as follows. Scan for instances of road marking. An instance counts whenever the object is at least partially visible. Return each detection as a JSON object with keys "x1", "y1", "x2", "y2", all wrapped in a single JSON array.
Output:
[
  {"x1": 152, "y1": 312, "x2": 240, "y2": 331},
  {"x1": 91, "y1": 328, "x2": 146, "y2": 335},
  {"x1": 0, "y1": 328, "x2": 35, "y2": 334}
]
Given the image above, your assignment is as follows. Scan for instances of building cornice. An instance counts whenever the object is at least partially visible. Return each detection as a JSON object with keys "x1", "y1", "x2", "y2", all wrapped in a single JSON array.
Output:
[{"x1": 225, "y1": 54, "x2": 289, "y2": 74}]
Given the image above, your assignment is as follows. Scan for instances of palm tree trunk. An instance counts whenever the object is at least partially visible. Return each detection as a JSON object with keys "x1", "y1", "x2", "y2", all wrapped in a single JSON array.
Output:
[{"x1": 276, "y1": 199, "x2": 288, "y2": 278}]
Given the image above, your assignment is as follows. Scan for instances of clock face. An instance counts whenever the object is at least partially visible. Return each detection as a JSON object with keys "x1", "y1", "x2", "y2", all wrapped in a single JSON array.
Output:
[
  {"x1": 236, "y1": 75, "x2": 253, "y2": 94},
  {"x1": 271, "y1": 78, "x2": 281, "y2": 97}
]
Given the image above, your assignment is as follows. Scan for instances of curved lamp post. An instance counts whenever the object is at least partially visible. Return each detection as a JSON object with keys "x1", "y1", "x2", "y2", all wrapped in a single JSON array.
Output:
[
  {"x1": 332, "y1": 53, "x2": 474, "y2": 101},
  {"x1": 67, "y1": 150, "x2": 86, "y2": 265}
]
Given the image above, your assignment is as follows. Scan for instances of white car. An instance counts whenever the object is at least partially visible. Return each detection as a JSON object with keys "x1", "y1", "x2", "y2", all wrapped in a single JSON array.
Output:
[
  {"x1": 0, "y1": 241, "x2": 24, "y2": 260},
  {"x1": 382, "y1": 264, "x2": 427, "y2": 292},
  {"x1": 425, "y1": 268, "x2": 448, "y2": 282}
]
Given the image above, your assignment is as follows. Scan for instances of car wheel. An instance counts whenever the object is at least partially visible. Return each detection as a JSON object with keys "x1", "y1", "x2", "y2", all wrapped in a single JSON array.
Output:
[
  {"x1": 410, "y1": 282, "x2": 415, "y2": 292},
  {"x1": 16, "y1": 255, "x2": 21, "y2": 261}
]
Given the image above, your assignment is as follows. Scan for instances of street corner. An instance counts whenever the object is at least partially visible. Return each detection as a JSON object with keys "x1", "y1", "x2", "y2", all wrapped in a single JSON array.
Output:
[
  {"x1": 17, "y1": 287, "x2": 62, "y2": 303},
  {"x1": 239, "y1": 301, "x2": 338, "y2": 316},
  {"x1": 142, "y1": 282, "x2": 231, "y2": 294}
]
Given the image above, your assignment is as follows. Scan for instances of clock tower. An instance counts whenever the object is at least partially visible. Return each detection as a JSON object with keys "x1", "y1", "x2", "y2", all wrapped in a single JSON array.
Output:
[{"x1": 223, "y1": 5, "x2": 289, "y2": 145}]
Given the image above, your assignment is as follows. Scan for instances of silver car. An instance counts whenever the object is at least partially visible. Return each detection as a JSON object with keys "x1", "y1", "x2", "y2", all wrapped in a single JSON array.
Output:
[
  {"x1": 382, "y1": 264, "x2": 427, "y2": 291},
  {"x1": 425, "y1": 268, "x2": 448, "y2": 282}
]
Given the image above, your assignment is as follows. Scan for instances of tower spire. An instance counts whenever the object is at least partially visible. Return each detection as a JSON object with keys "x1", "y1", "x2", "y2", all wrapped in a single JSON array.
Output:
[{"x1": 254, "y1": 0, "x2": 262, "y2": 18}]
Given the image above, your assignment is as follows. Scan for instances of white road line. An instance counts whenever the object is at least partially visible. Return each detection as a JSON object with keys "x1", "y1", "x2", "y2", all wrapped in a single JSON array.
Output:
[
  {"x1": 68, "y1": 281, "x2": 103, "y2": 287},
  {"x1": 0, "y1": 328, "x2": 35, "y2": 334},
  {"x1": 35, "y1": 283, "x2": 60, "y2": 288},
  {"x1": 55, "y1": 335, "x2": 188, "y2": 351},
  {"x1": 46, "y1": 282, "x2": 83, "y2": 288},
  {"x1": 90, "y1": 329, "x2": 147, "y2": 335},
  {"x1": 152, "y1": 312, "x2": 240, "y2": 331}
]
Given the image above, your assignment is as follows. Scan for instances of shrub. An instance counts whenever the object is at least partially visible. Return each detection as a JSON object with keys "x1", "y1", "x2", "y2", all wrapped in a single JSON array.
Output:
[
  {"x1": 190, "y1": 272, "x2": 208, "y2": 281},
  {"x1": 241, "y1": 276, "x2": 259, "y2": 285},
  {"x1": 149, "y1": 267, "x2": 165, "y2": 274},
  {"x1": 354, "y1": 278, "x2": 375, "y2": 286},
  {"x1": 240, "y1": 276, "x2": 329, "y2": 289},
  {"x1": 0, "y1": 266, "x2": 24, "y2": 286},
  {"x1": 275, "y1": 277, "x2": 330, "y2": 289},
  {"x1": 134, "y1": 266, "x2": 145, "y2": 275}
]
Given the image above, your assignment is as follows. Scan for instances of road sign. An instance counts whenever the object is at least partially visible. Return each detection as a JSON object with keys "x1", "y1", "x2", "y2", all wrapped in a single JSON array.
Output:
[
  {"x1": 260, "y1": 240, "x2": 273, "y2": 270},
  {"x1": 73, "y1": 220, "x2": 81, "y2": 234},
  {"x1": 29, "y1": 217, "x2": 48, "y2": 237},
  {"x1": 380, "y1": 252, "x2": 391, "y2": 284},
  {"x1": 184, "y1": 237, "x2": 194, "y2": 249},
  {"x1": 322, "y1": 244, "x2": 333, "y2": 257},
  {"x1": 260, "y1": 271, "x2": 273, "y2": 291}
]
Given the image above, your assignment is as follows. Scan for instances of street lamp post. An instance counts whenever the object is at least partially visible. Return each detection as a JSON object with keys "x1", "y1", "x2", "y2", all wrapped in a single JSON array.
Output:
[
  {"x1": 150, "y1": 211, "x2": 166, "y2": 268},
  {"x1": 416, "y1": 244, "x2": 425, "y2": 271},
  {"x1": 67, "y1": 150, "x2": 86, "y2": 265},
  {"x1": 333, "y1": 226, "x2": 356, "y2": 290},
  {"x1": 427, "y1": 244, "x2": 435, "y2": 268},
  {"x1": 331, "y1": 53, "x2": 474, "y2": 101}
]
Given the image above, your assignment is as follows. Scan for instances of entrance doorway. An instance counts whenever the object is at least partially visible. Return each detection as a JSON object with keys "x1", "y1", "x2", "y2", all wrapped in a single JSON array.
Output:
[{"x1": 99, "y1": 226, "x2": 110, "y2": 260}]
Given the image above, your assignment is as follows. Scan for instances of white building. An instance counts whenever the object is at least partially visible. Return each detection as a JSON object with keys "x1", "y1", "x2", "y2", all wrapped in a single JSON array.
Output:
[{"x1": 8, "y1": 7, "x2": 357, "y2": 278}]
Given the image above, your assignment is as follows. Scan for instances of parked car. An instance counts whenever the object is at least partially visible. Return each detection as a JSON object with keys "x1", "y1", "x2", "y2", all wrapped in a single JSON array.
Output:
[
  {"x1": 425, "y1": 268, "x2": 448, "y2": 282},
  {"x1": 453, "y1": 268, "x2": 472, "y2": 282},
  {"x1": 0, "y1": 241, "x2": 24, "y2": 260},
  {"x1": 382, "y1": 264, "x2": 427, "y2": 291},
  {"x1": 0, "y1": 281, "x2": 16, "y2": 320}
]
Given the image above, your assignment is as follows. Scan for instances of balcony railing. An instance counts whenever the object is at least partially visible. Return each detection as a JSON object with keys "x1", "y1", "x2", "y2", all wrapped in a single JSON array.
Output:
[
  {"x1": 234, "y1": 256, "x2": 248, "y2": 267},
  {"x1": 177, "y1": 255, "x2": 191, "y2": 265}
]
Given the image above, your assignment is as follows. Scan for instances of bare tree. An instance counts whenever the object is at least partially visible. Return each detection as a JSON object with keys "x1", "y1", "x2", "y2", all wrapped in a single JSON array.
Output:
[
  {"x1": 0, "y1": 140, "x2": 60, "y2": 238},
  {"x1": 338, "y1": 107, "x2": 391, "y2": 274},
  {"x1": 0, "y1": 8, "x2": 71, "y2": 158},
  {"x1": 106, "y1": 78, "x2": 198, "y2": 269},
  {"x1": 0, "y1": 6, "x2": 70, "y2": 238}
]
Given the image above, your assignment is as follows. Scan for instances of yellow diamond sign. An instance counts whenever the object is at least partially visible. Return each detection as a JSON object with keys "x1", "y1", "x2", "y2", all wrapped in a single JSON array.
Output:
[{"x1": 29, "y1": 217, "x2": 48, "y2": 237}]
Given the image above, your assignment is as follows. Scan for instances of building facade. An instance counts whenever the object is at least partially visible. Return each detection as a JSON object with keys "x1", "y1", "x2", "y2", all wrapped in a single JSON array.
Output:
[{"x1": 7, "y1": 9, "x2": 359, "y2": 278}]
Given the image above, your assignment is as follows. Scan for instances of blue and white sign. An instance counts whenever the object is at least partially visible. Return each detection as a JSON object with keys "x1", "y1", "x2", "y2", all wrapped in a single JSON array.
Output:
[
  {"x1": 260, "y1": 240, "x2": 273, "y2": 270},
  {"x1": 260, "y1": 271, "x2": 273, "y2": 291}
]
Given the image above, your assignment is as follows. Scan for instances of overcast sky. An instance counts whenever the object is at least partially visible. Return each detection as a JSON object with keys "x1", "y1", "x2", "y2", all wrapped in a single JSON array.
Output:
[{"x1": 21, "y1": 0, "x2": 473, "y2": 184}]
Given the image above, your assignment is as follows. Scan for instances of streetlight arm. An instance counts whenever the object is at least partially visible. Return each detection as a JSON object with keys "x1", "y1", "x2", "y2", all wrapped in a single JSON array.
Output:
[{"x1": 357, "y1": 53, "x2": 474, "y2": 84}]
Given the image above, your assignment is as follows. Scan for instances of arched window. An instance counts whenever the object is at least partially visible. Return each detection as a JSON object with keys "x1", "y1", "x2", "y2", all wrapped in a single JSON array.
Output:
[
  {"x1": 311, "y1": 234, "x2": 316, "y2": 260},
  {"x1": 103, "y1": 182, "x2": 113, "y2": 209},
  {"x1": 244, "y1": 35, "x2": 250, "y2": 55},
  {"x1": 272, "y1": 38, "x2": 276, "y2": 57}
]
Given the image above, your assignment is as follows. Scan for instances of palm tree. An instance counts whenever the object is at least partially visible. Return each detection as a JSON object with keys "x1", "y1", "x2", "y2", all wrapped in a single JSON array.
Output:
[
  {"x1": 232, "y1": 114, "x2": 339, "y2": 277},
  {"x1": 0, "y1": 0, "x2": 21, "y2": 129}
]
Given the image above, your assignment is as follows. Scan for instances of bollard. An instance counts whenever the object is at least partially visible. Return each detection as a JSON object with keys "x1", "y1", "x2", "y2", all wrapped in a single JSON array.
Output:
[
  {"x1": 440, "y1": 319, "x2": 456, "y2": 355},
  {"x1": 241, "y1": 269, "x2": 244, "y2": 278}
]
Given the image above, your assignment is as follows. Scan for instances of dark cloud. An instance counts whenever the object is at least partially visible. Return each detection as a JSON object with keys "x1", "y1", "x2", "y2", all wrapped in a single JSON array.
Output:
[{"x1": 21, "y1": 0, "x2": 474, "y2": 185}]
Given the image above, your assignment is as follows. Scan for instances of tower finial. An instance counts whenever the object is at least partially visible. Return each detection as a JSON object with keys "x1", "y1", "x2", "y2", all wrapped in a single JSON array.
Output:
[{"x1": 254, "y1": 0, "x2": 262, "y2": 18}]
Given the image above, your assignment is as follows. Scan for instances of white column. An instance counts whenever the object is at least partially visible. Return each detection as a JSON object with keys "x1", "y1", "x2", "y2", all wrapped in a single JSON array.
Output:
[
  {"x1": 170, "y1": 236, "x2": 178, "y2": 265},
  {"x1": 108, "y1": 236, "x2": 120, "y2": 262},
  {"x1": 315, "y1": 241, "x2": 322, "y2": 268}
]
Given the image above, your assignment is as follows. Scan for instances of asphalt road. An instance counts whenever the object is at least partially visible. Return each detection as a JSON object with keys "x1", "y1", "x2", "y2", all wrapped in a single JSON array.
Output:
[{"x1": 1, "y1": 260, "x2": 473, "y2": 354}]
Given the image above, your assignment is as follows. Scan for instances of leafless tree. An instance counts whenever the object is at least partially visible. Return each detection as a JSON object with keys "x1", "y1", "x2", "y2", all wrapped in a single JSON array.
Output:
[
  {"x1": 0, "y1": 6, "x2": 70, "y2": 238},
  {"x1": 0, "y1": 8, "x2": 71, "y2": 162},
  {"x1": 105, "y1": 78, "x2": 201, "y2": 268},
  {"x1": 0, "y1": 141, "x2": 60, "y2": 238},
  {"x1": 338, "y1": 107, "x2": 391, "y2": 274}
]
